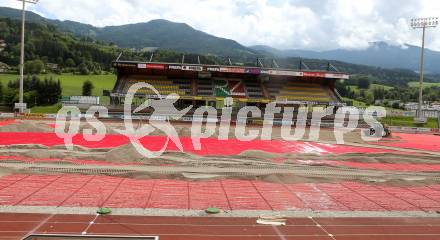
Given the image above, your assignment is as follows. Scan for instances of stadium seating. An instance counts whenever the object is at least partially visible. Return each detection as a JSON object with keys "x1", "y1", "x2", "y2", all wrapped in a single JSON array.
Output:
[
  {"x1": 265, "y1": 79, "x2": 285, "y2": 99},
  {"x1": 124, "y1": 78, "x2": 186, "y2": 96},
  {"x1": 197, "y1": 79, "x2": 214, "y2": 96},
  {"x1": 117, "y1": 76, "x2": 339, "y2": 104},
  {"x1": 277, "y1": 82, "x2": 333, "y2": 102},
  {"x1": 243, "y1": 79, "x2": 264, "y2": 98},
  {"x1": 265, "y1": 79, "x2": 336, "y2": 103},
  {"x1": 172, "y1": 79, "x2": 192, "y2": 96}
]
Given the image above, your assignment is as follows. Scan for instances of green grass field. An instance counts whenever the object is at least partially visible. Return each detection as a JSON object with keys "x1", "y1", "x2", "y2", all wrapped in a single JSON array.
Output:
[
  {"x1": 0, "y1": 73, "x2": 116, "y2": 113},
  {"x1": 381, "y1": 116, "x2": 439, "y2": 129},
  {"x1": 408, "y1": 82, "x2": 440, "y2": 88},
  {"x1": 0, "y1": 73, "x2": 116, "y2": 97},
  {"x1": 30, "y1": 104, "x2": 62, "y2": 114},
  {"x1": 347, "y1": 83, "x2": 393, "y2": 93},
  {"x1": 342, "y1": 97, "x2": 368, "y2": 107},
  {"x1": 370, "y1": 84, "x2": 394, "y2": 90}
]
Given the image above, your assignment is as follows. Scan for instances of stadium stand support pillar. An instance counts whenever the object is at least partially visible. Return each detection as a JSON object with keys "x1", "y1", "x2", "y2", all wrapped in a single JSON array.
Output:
[
  {"x1": 192, "y1": 79, "x2": 197, "y2": 96},
  {"x1": 110, "y1": 96, "x2": 118, "y2": 105},
  {"x1": 437, "y1": 111, "x2": 440, "y2": 129},
  {"x1": 260, "y1": 80, "x2": 269, "y2": 99}
]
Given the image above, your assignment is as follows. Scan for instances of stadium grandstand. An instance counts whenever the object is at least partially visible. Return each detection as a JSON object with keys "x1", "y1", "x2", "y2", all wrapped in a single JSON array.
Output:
[{"x1": 108, "y1": 57, "x2": 349, "y2": 120}]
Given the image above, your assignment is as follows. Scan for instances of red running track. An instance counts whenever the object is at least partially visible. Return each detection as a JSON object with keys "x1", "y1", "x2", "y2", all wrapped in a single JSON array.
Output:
[
  {"x1": 1, "y1": 174, "x2": 440, "y2": 212},
  {"x1": 0, "y1": 119, "x2": 15, "y2": 127},
  {"x1": 3, "y1": 213, "x2": 440, "y2": 240},
  {"x1": 0, "y1": 132, "x2": 396, "y2": 156}
]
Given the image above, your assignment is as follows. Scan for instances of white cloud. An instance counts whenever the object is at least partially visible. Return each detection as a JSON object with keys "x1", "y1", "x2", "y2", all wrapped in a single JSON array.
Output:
[{"x1": 1, "y1": 0, "x2": 440, "y2": 51}]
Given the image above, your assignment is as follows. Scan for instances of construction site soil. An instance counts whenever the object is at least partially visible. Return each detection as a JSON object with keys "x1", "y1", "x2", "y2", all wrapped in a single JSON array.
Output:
[{"x1": 0, "y1": 119, "x2": 438, "y2": 188}]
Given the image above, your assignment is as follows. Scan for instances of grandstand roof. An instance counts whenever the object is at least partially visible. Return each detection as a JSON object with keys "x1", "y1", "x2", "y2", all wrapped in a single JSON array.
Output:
[{"x1": 112, "y1": 60, "x2": 350, "y2": 80}]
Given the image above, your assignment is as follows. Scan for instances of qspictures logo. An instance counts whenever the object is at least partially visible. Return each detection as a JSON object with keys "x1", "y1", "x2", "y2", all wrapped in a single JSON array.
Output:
[{"x1": 55, "y1": 83, "x2": 387, "y2": 158}]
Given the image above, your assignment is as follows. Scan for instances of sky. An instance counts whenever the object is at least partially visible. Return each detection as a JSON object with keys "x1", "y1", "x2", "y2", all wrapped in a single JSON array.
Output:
[{"x1": 1, "y1": 0, "x2": 440, "y2": 51}]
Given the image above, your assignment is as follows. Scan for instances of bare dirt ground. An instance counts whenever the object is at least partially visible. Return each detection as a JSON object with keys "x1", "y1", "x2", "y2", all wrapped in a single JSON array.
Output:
[
  {"x1": 0, "y1": 119, "x2": 366, "y2": 142},
  {"x1": 0, "y1": 119, "x2": 439, "y2": 187}
]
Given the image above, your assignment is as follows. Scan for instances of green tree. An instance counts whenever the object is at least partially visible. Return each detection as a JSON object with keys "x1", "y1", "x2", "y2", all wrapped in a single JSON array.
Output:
[
  {"x1": 78, "y1": 63, "x2": 90, "y2": 75},
  {"x1": 56, "y1": 57, "x2": 64, "y2": 66},
  {"x1": 365, "y1": 93, "x2": 374, "y2": 104},
  {"x1": 4, "y1": 76, "x2": 62, "y2": 106},
  {"x1": 92, "y1": 62, "x2": 102, "y2": 75},
  {"x1": 37, "y1": 77, "x2": 62, "y2": 105},
  {"x1": 360, "y1": 89, "x2": 366, "y2": 98},
  {"x1": 373, "y1": 87, "x2": 385, "y2": 100},
  {"x1": 65, "y1": 58, "x2": 76, "y2": 67},
  {"x1": 23, "y1": 90, "x2": 39, "y2": 108},
  {"x1": 24, "y1": 59, "x2": 45, "y2": 74},
  {"x1": 3, "y1": 88, "x2": 18, "y2": 108},
  {"x1": 82, "y1": 80, "x2": 94, "y2": 96},
  {"x1": 41, "y1": 56, "x2": 49, "y2": 64},
  {"x1": 357, "y1": 76, "x2": 371, "y2": 89},
  {"x1": 0, "y1": 82, "x2": 3, "y2": 103}
]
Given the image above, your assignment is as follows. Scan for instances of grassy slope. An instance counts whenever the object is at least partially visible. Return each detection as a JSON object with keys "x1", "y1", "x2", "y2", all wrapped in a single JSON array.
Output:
[
  {"x1": 347, "y1": 83, "x2": 393, "y2": 93},
  {"x1": 408, "y1": 82, "x2": 440, "y2": 88},
  {"x1": 342, "y1": 97, "x2": 368, "y2": 108},
  {"x1": 344, "y1": 84, "x2": 401, "y2": 110},
  {"x1": 382, "y1": 116, "x2": 438, "y2": 129},
  {"x1": 30, "y1": 104, "x2": 62, "y2": 114},
  {"x1": 0, "y1": 73, "x2": 116, "y2": 97}
]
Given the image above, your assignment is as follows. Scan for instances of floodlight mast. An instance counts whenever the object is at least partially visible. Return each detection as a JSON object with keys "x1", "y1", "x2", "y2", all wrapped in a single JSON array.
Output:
[
  {"x1": 17, "y1": 0, "x2": 39, "y2": 114},
  {"x1": 410, "y1": 17, "x2": 438, "y2": 122}
]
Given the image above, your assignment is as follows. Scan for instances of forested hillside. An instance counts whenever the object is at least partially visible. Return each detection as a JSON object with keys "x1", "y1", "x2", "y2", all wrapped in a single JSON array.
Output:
[{"x1": 0, "y1": 18, "x2": 120, "y2": 72}]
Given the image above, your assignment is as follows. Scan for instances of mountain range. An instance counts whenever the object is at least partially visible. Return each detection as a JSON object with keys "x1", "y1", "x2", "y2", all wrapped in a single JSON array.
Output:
[
  {"x1": 251, "y1": 42, "x2": 440, "y2": 74},
  {"x1": 0, "y1": 6, "x2": 440, "y2": 75},
  {"x1": 0, "y1": 7, "x2": 258, "y2": 58}
]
